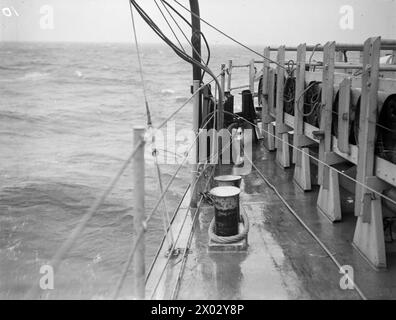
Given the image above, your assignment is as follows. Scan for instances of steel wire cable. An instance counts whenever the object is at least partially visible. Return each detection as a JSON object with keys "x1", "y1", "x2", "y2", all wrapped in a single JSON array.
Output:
[
  {"x1": 111, "y1": 113, "x2": 215, "y2": 299},
  {"x1": 242, "y1": 150, "x2": 367, "y2": 300},
  {"x1": 154, "y1": 0, "x2": 186, "y2": 52},
  {"x1": 171, "y1": 0, "x2": 289, "y2": 72}
]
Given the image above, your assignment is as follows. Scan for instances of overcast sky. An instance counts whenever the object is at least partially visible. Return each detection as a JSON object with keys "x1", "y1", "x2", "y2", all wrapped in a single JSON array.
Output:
[{"x1": 1, "y1": 0, "x2": 395, "y2": 46}]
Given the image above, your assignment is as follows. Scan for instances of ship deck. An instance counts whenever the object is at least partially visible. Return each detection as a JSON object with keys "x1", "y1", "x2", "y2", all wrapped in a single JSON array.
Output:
[{"x1": 146, "y1": 140, "x2": 396, "y2": 300}]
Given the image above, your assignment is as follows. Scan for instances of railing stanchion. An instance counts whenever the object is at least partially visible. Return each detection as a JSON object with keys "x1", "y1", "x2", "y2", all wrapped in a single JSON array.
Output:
[{"x1": 133, "y1": 126, "x2": 146, "y2": 299}]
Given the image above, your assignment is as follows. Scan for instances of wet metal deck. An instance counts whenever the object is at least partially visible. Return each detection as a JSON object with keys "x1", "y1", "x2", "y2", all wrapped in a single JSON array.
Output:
[{"x1": 148, "y1": 141, "x2": 396, "y2": 300}]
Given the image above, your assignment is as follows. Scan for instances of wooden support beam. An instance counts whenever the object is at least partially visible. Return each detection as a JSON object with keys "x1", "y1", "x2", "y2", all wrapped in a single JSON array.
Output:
[
  {"x1": 338, "y1": 78, "x2": 352, "y2": 154},
  {"x1": 318, "y1": 42, "x2": 336, "y2": 185},
  {"x1": 317, "y1": 167, "x2": 341, "y2": 222},
  {"x1": 355, "y1": 37, "x2": 381, "y2": 220},
  {"x1": 293, "y1": 44, "x2": 306, "y2": 164},
  {"x1": 275, "y1": 46, "x2": 290, "y2": 167},
  {"x1": 261, "y1": 47, "x2": 274, "y2": 149},
  {"x1": 353, "y1": 37, "x2": 387, "y2": 270},
  {"x1": 292, "y1": 44, "x2": 313, "y2": 190},
  {"x1": 294, "y1": 147, "x2": 311, "y2": 191},
  {"x1": 267, "y1": 122, "x2": 276, "y2": 151},
  {"x1": 317, "y1": 42, "x2": 341, "y2": 222}
]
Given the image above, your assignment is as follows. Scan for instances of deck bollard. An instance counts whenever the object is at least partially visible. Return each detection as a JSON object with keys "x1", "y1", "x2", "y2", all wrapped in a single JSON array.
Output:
[
  {"x1": 213, "y1": 175, "x2": 242, "y2": 188},
  {"x1": 209, "y1": 186, "x2": 241, "y2": 237}
]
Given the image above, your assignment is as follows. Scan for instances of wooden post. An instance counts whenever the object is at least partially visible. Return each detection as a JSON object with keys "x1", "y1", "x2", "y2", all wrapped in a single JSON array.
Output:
[
  {"x1": 318, "y1": 42, "x2": 335, "y2": 185},
  {"x1": 316, "y1": 42, "x2": 342, "y2": 222},
  {"x1": 133, "y1": 126, "x2": 145, "y2": 299},
  {"x1": 226, "y1": 60, "x2": 232, "y2": 92},
  {"x1": 293, "y1": 44, "x2": 307, "y2": 156},
  {"x1": 293, "y1": 43, "x2": 312, "y2": 191},
  {"x1": 353, "y1": 37, "x2": 386, "y2": 269},
  {"x1": 275, "y1": 46, "x2": 290, "y2": 168},
  {"x1": 261, "y1": 47, "x2": 274, "y2": 148},
  {"x1": 338, "y1": 78, "x2": 352, "y2": 154},
  {"x1": 267, "y1": 68, "x2": 276, "y2": 151},
  {"x1": 249, "y1": 59, "x2": 255, "y2": 93}
]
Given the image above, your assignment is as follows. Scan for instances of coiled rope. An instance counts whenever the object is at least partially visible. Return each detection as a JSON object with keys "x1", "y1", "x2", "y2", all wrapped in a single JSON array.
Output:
[{"x1": 208, "y1": 210, "x2": 249, "y2": 244}]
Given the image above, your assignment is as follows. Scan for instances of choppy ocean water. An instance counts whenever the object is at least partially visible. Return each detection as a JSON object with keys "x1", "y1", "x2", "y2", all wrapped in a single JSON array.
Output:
[{"x1": 0, "y1": 41, "x2": 258, "y2": 299}]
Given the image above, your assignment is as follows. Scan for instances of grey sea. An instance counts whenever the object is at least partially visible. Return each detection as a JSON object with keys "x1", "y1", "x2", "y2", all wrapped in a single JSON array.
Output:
[{"x1": 0, "y1": 41, "x2": 256, "y2": 299}]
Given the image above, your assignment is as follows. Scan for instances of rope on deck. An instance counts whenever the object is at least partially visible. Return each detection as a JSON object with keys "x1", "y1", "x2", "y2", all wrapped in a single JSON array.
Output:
[{"x1": 208, "y1": 210, "x2": 249, "y2": 244}]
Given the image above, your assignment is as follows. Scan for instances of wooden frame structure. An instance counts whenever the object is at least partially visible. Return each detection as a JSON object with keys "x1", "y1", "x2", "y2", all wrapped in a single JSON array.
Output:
[{"x1": 227, "y1": 37, "x2": 396, "y2": 269}]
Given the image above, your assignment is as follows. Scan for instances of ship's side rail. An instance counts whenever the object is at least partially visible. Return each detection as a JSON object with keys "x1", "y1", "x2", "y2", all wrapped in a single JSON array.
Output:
[{"x1": 226, "y1": 37, "x2": 396, "y2": 270}]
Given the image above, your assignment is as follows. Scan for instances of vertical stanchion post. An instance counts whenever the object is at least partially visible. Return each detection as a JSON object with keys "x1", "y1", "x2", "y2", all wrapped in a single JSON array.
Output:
[
  {"x1": 316, "y1": 42, "x2": 343, "y2": 222},
  {"x1": 318, "y1": 42, "x2": 336, "y2": 185},
  {"x1": 226, "y1": 60, "x2": 232, "y2": 92},
  {"x1": 275, "y1": 46, "x2": 290, "y2": 168},
  {"x1": 265, "y1": 48, "x2": 276, "y2": 151},
  {"x1": 293, "y1": 43, "x2": 312, "y2": 191},
  {"x1": 293, "y1": 44, "x2": 307, "y2": 164},
  {"x1": 353, "y1": 36, "x2": 386, "y2": 269},
  {"x1": 261, "y1": 47, "x2": 273, "y2": 147},
  {"x1": 191, "y1": 80, "x2": 200, "y2": 208},
  {"x1": 133, "y1": 126, "x2": 145, "y2": 299}
]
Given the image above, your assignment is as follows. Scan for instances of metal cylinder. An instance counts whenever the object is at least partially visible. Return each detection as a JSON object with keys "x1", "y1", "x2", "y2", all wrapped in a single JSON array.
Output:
[
  {"x1": 214, "y1": 175, "x2": 242, "y2": 188},
  {"x1": 209, "y1": 186, "x2": 240, "y2": 237}
]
